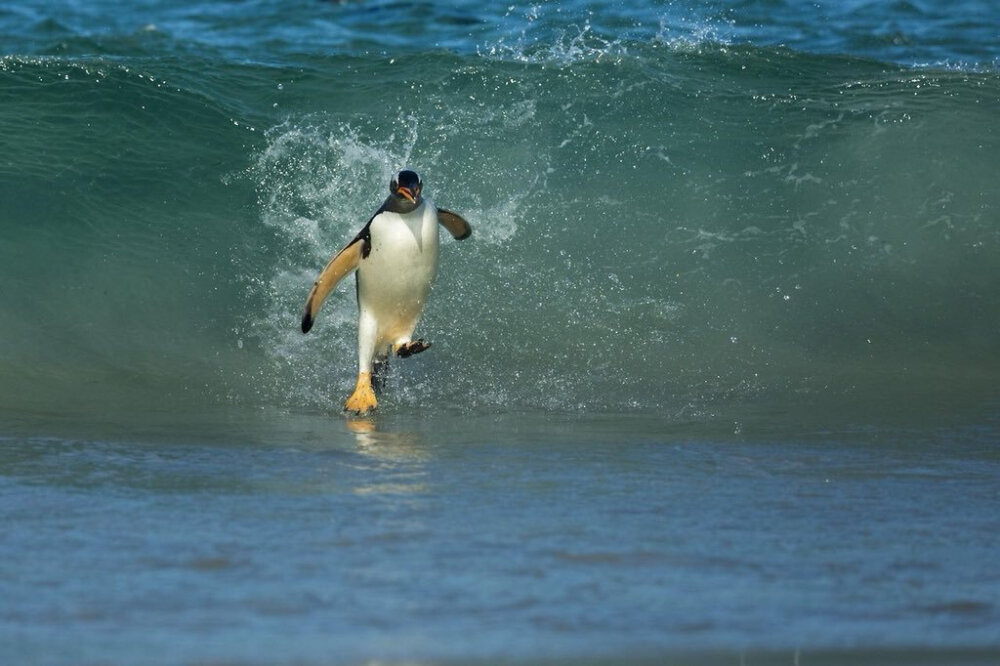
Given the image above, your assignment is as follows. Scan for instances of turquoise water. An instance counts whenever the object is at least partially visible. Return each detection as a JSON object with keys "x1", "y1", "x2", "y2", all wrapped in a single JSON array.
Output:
[{"x1": 2, "y1": 1, "x2": 999, "y2": 663}]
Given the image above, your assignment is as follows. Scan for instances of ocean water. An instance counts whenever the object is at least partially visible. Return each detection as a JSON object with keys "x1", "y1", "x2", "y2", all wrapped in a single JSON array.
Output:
[{"x1": 2, "y1": 1, "x2": 999, "y2": 664}]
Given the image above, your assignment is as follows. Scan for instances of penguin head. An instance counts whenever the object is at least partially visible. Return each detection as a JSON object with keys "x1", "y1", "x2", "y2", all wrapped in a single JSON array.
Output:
[{"x1": 389, "y1": 169, "x2": 423, "y2": 210}]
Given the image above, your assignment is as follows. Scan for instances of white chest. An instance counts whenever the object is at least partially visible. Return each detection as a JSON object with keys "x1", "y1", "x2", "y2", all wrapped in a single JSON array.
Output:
[{"x1": 357, "y1": 200, "x2": 439, "y2": 309}]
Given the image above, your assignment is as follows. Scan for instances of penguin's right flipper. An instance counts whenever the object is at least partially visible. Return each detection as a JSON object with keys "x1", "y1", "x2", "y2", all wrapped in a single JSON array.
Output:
[
  {"x1": 301, "y1": 238, "x2": 365, "y2": 333},
  {"x1": 437, "y1": 209, "x2": 472, "y2": 240}
]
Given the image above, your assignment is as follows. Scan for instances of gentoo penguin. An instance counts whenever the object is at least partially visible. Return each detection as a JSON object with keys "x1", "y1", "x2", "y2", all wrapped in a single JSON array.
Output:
[{"x1": 300, "y1": 169, "x2": 472, "y2": 415}]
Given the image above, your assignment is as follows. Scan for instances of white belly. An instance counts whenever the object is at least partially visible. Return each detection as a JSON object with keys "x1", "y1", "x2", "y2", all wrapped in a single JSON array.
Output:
[{"x1": 356, "y1": 200, "x2": 439, "y2": 350}]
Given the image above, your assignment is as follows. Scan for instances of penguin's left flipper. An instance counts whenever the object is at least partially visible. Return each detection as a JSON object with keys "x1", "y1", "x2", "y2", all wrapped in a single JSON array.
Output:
[
  {"x1": 437, "y1": 209, "x2": 472, "y2": 241},
  {"x1": 301, "y1": 238, "x2": 365, "y2": 333}
]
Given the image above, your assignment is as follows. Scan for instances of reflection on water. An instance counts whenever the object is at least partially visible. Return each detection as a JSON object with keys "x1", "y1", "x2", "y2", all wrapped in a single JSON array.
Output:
[
  {"x1": 344, "y1": 418, "x2": 377, "y2": 436},
  {"x1": 344, "y1": 416, "x2": 430, "y2": 495}
]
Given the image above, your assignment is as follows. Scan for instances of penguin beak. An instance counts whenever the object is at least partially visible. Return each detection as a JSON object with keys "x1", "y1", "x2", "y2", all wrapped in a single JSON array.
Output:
[{"x1": 396, "y1": 186, "x2": 417, "y2": 203}]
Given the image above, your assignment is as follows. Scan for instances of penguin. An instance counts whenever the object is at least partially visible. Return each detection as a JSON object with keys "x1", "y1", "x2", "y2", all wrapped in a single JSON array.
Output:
[{"x1": 300, "y1": 169, "x2": 472, "y2": 415}]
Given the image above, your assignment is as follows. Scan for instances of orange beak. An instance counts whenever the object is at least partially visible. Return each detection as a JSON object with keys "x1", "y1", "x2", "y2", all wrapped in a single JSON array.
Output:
[{"x1": 396, "y1": 186, "x2": 417, "y2": 203}]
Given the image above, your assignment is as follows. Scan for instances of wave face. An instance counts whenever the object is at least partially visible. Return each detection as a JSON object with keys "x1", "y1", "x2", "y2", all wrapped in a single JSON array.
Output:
[{"x1": 2, "y1": 1, "x2": 999, "y2": 420}]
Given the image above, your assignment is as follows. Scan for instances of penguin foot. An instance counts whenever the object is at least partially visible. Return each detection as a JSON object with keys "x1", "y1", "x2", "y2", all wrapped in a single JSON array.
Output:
[
  {"x1": 394, "y1": 339, "x2": 431, "y2": 358},
  {"x1": 344, "y1": 372, "x2": 378, "y2": 415}
]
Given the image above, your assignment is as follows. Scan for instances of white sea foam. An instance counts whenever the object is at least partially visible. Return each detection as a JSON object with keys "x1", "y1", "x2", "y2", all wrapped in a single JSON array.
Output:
[
  {"x1": 477, "y1": 11, "x2": 629, "y2": 66},
  {"x1": 247, "y1": 106, "x2": 547, "y2": 407}
]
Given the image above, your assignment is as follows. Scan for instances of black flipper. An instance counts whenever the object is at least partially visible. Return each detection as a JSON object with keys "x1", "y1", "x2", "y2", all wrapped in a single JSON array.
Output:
[{"x1": 437, "y1": 208, "x2": 472, "y2": 240}]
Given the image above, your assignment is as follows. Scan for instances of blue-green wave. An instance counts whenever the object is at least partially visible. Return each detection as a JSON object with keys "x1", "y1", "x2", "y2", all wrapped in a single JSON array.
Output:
[{"x1": 2, "y1": 31, "x2": 998, "y2": 421}]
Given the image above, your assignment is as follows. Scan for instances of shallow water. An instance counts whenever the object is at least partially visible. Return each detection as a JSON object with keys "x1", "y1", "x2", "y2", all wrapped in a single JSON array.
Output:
[
  {"x1": 2, "y1": 409, "x2": 999, "y2": 664},
  {"x1": 2, "y1": 0, "x2": 1000, "y2": 663}
]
